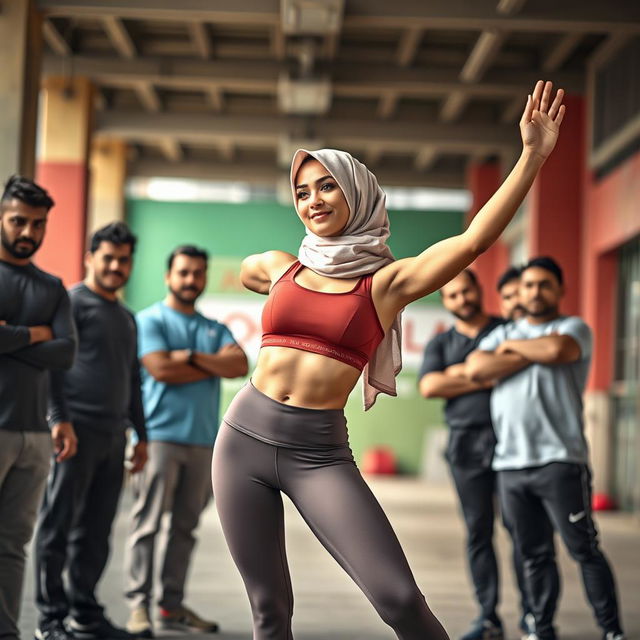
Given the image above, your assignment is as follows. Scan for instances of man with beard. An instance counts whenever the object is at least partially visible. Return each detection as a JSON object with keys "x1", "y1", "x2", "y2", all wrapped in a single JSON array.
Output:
[
  {"x1": 467, "y1": 256, "x2": 624, "y2": 640},
  {"x1": 497, "y1": 266, "x2": 525, "y2": 321},
  {"x1": 419, "y1": 269, "x2": 533, "y2": 640},
  {"x1": 34, "y1": 222, "x2": 148, "y2": 640},
  {"x1": 0, "y1": 176, "x2": 77, "y2": 640},
  {"x1": 125, "y1": 245, "x2": 248, "y2": 638}
]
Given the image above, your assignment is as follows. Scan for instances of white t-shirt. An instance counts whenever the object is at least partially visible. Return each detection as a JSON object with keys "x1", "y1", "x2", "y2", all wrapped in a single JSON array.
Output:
[{"x1": 478, "y1": 316, "x2": 592, "y2": 471}]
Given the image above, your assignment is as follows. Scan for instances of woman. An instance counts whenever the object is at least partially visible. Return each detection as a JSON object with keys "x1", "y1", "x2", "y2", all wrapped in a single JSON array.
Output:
[{"x1": 212, "y1": 80, "x2": 565, "y2": 639}]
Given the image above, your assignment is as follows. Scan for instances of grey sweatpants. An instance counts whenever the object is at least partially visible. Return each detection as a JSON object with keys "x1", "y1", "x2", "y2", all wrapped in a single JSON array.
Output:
[
  {"x1": 124, "y1": 441, "x2": 213, "y2": 611},
  {"x1": 212, "y1": 382, "x2": 449, "y2": 640},
  {"x1": 0, "y1": 430, "x2": 51, "y2": 640}
]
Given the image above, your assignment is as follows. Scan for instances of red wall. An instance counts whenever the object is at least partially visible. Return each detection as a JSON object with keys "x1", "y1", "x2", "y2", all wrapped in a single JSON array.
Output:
[
  {"x1": 35, "y1": 162, "x2": 88, "y2": 286},
  {"x1": 582, "y1": 151, "x2": 640, "y2": 390}
]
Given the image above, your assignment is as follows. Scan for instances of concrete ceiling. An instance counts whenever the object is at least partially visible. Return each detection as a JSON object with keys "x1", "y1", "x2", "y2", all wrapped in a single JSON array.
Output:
[{"x1": 37, "y1": 0, "x2": 640, "y2": 188}]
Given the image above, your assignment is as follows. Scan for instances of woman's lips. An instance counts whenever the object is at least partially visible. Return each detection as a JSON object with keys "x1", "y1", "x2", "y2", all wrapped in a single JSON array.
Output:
[{"x1": 311, "y1": 211, "x2": 331, "y2": 221}]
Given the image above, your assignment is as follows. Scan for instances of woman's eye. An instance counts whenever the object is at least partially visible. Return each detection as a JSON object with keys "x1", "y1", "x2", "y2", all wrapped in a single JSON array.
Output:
[
  {"x1": 296, "y1": 191, "x2": 308, "y2": 199},
  {"x1": 321, "y1": 182, "x2": 334, "y2": 191}
]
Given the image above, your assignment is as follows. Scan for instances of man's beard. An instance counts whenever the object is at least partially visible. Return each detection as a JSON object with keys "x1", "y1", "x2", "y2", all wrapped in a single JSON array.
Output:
[
  {"x1": 1, "y1": 227, "x2": 40, "y2": 259},
  {"x1": 525, "y1": 300, "x2": 558, "y2": 318},
  {"x1": 94, "y1": 270, "x2": 127, "y2": 293},
  {"x1": 452, "y1": 302, "x2": 481, "y2": 321},
  {"x1": 170, "y1": 285, "x2": 202, "y2": 305}
]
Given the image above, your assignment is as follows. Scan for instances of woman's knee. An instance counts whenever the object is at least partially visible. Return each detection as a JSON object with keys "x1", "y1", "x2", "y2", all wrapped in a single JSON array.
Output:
[{"x1": 377, "y1": 585, "x2": 426, "y2": 628}]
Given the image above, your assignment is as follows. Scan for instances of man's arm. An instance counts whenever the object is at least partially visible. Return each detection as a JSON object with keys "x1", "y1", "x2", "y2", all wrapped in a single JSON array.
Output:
[
  {"x1": 190, "y1": 343, "x2": 248, "y2": 379},
  {"x1": 466, "y1": 350, "x2": 530, "y2": 383},
  {"x1": 496, "y1": 334, "x2": 582, "y2": 364},
  {"x1": 0, "y1": 322, "x2": 53, "y2": 354},
  {"x1": 141, "y1": 351, "x2": 212, "y2": 384},
  {"x1": 7, "y1": 291, "x2": 77, "y2": 370},
  {"x1": 419, "y1": 368, "x2": 491, "y2": 399}
]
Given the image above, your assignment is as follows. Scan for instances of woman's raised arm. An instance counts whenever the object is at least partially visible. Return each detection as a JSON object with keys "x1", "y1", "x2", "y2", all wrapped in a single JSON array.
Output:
[{"x1": 375, "y1": 80, "x2": 565, "y2": 310}]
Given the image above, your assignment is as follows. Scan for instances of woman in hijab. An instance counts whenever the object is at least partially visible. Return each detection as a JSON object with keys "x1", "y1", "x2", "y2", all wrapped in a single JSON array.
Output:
[{"x1": 212, "y1": 81, "x2": 565, "y2": 639}]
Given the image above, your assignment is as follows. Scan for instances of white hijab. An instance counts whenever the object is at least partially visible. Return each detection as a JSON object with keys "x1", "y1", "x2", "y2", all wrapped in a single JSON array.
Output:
[{"x1": 290, "y1": 148, "x2": 403, "y2": 410}]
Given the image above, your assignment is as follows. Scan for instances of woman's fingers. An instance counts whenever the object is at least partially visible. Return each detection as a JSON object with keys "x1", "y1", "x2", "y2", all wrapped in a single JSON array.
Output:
[
  {"x1": 531, "y1": 80, "x2": 544, "y2": 112},
  {"x1": 539, "y1": 81, "x2": 552, "y2": 112},
  {"x1": 520, "y1": 93, "x2": 534, "y2": 124},
  {"x1": 554, "y1": 104, "x2": 566, "y2": 126},
  {"x1": 547, "y1": 87, "x2": 565, "y2": 120}
]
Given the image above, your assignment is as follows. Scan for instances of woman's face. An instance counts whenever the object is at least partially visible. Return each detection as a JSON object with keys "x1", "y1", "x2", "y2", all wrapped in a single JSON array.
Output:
[{"x1": 294, "y1": 158, "x2": 350, "y2": 237}]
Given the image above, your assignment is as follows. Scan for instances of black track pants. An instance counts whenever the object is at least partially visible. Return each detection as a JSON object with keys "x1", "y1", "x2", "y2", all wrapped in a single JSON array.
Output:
[
  {"x1": 498, "y1": 462, "x2": 622, "y2": 639},
  {"x1": 212, "y1": 382, "x2": 449, "y2": 640}
]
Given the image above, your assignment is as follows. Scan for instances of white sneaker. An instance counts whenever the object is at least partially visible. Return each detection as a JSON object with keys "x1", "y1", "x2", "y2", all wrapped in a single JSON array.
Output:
[
  {"x1": 126, "y1": 607, "x2": 153, "y2": 639},
  {"x1": 604, "y1": 633, "x2": 625, "y2": 640}
]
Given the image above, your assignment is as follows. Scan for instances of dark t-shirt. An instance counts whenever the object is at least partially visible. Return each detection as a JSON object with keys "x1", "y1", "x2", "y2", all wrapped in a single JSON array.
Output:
[
  {"x1": 418, "y1": 316, "x2": 504, "y2": 430},
  {"x1": 0, "y1": 259, "x2": 76, "y2": 432},
  {"x1": 48, "y1": 283, "x2": 146, "y2": 440}
]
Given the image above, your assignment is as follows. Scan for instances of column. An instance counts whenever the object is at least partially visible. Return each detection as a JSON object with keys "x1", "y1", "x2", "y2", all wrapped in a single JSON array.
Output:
[
  {"x1": 89, "y1": 139, "x2": 128, "y2": 232},
  {"x1": 36, "y1": 76, "x2": 94, "y2": 285},
  {"x1": 527, "y1": 94, "x2": 585, "y2": 316},
  {"x1": 465, "y1": 161, "x2": 510, "y2": 315},
  {"x1": 0, "y1": 0, "x2": 42, "y2": 180}
]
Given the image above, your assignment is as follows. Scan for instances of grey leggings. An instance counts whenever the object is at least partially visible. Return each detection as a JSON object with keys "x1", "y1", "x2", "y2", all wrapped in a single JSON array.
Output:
[{"x1": 212, "y1": 382, "x2": 449, "y2": 640}]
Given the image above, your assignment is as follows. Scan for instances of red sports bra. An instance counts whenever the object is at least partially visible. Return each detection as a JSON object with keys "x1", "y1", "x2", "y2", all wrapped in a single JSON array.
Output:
[{"x1": 261, "y1": 261, "x2": 384, "y2": 371}]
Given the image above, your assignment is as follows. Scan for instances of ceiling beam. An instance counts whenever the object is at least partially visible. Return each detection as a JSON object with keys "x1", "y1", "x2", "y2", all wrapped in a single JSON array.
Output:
[
  {"x1": 95, "y1": 111, "x2": 520, "y2": 155},
  {"x1": 134, "y1": 83, "x2": 161, "y2": 112},
  {"x1": 37, "y1": 0, "x2": 640, "y2": 33},
  {"x1": 42, "y1": 55, "x2": 585, "y2": 97},
  {"x1": 460, "y1": 29, "x2": 505, "y2": 83},
  {"x1": 415, "y1": 147, "x2": 438, "y2": 172},
  {"x1": 588, "y1": 33, "x2": 633, "y2": 68},
  {"x1": 440, "y1": 90, "x2": 467, "y2": 122},
  {"x1": 127, "y1": 158, "x2": 466, "y2": 189},
  {"x1": 270, "y1": 25, "x2": 286, "y2": 60},
  {"x1": 206, "y1": 86, "x2": 224, "y2": 111},
  {"x1": 188, "y1": 22, "x2": 212, "y2": 60},
  {"x1": 501, "y1": 94, "x2": 525, "y2": 123},
  {"x1": 378, "y1": 93, "x2": 399, "y2": 119},
  {"x1": 159, "y1": 138, "x2": 183, "y2": 162},
  {"x1": 397, "y1": 27, "x2": 422, "y2": 67},
  {"x1": 102, "y1": 16, "x2": 136, "y2": 59},
  {"x1": 43, "y1": 18, "x2": 72, "y2": 56},
  {"x1": 542, "y1": 32, "x2": 582, "y2": 72}
]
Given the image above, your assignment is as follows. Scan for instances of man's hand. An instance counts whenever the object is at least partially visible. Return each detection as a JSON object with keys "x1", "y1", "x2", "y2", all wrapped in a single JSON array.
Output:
[
  {"x1": 29, "y1": 325, "x2": 53, "y2": 344},
  {"x1": 51, "y1": 422, "x2": 78, "y2": 462},
  {"x1": 169, "y1": 349, "x2": 191, "y2": 363},
  {"x1": 444, "y1": 363, "x2": 468, "y2": 378},
  {"x1": 495, "y1": 340, "x2": 514, "y2": 355},
  {"x1": 129, "y1": 441, "x2": 148, "y2": 474}
]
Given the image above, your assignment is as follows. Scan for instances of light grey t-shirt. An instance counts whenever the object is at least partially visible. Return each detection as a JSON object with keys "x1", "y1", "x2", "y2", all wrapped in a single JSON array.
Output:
[{"x1": 478, "y1": 316, "x2": 592, "y2": 471}]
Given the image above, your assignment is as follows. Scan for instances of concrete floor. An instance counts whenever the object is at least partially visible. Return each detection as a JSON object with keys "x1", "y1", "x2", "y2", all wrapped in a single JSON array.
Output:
[{"x1": 19, "y1": 477, "x2": 640, "y2": 640}]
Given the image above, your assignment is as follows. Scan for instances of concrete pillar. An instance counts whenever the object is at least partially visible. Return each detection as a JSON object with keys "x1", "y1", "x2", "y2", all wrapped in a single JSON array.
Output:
[
  {"x1": 465, "y1": 161, "x2": 509, "y2": 315},
  {"x1": 89, "y1": 139, "x2": 128, "y2": 232},
  {"x1": 0, "y1": 0, "x2": 43, "y2": 180},
  {"x1": 36, "y1": 76, "x2": 94, "y2": 285},
  {"x1": 527, "y1": 95, "x2": 585, "y2": 316}
]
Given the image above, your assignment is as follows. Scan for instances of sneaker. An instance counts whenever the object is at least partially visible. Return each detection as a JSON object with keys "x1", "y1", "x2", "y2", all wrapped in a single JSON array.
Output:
[
  {"x1": 519, "y1": 612, "x2": 536, "y2": 638},
  {"x1": 67, "y1": 618, "x2": 136, "y2": 640},
  {"x1": 126, "y1": 608, "x2": 153, "y2": 639},
  {"x1": 459, "y1": 618, "x2": 504, "y2": 640},
  {"x1": 158, "y1": 606, "x2": 219, "y2": 633},
  {"x1": 603, "y1": 632, "x2": 625, "y2": 640},
  {"x1": 35, "y1": 620, "x2": 74, "y2": 640}
]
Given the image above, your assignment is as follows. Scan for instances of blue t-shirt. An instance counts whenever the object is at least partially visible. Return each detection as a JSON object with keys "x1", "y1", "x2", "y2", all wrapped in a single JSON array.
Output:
[
  {"x1": 478, "y1": 316, "x2": 592, "y2": 471},
  {"x1": 136, "y1": 302, "x2": 236, "y2": 446}
]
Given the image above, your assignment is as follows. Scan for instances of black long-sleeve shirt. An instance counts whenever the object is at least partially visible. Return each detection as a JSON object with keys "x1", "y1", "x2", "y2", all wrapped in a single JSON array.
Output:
[
  {"x1": 47, "y1": 283, "x2": 146, "y2": 441},
  {"x1": 0, "y1": 259, "x2": 77, "y2": 432}
]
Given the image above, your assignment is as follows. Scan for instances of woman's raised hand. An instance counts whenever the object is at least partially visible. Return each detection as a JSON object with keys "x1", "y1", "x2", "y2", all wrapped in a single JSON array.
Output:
[{"x1": 520, "y1": 80, "x2": 565, "y2": 161}]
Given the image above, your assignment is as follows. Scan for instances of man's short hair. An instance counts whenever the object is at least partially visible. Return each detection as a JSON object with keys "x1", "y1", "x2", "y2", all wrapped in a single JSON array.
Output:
[
  {"x1": 167, "y1": 245, "x2": 209, "y2": 271},
  {"x1": 522, "y1": 256, "x2": 564, "y2": 285},
  {"x1": 89, "y1": 222, "x2": 137, "y2": 254},
  {"x1": 497, "y1": 265, "x2": 522, "y2": 292},
  {"x1": 1, "y1": 175, "x2": 55, "y2": 212}
]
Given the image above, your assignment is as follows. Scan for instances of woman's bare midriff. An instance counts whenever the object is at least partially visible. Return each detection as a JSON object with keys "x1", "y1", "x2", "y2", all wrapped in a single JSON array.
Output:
[{"x1": 251, "y1": 346, "x2": 362, "y2": 409}]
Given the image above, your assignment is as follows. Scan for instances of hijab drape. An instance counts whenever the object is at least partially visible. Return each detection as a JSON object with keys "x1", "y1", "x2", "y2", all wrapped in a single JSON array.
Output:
[{"x1": 290, "y1": 148, "x2": 403, "y2": 410}]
